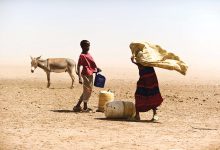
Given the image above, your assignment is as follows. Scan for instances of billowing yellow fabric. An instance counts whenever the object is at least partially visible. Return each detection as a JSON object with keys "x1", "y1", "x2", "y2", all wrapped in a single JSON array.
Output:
[{"x1": 130, "y1": 41, "x2": 188, "y2": 75}]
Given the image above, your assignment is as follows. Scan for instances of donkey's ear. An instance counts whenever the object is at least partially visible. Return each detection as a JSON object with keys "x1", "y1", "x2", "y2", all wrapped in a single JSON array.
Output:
[
  {"x1": 36, "y1": 56, "x2": 41, "y2": 60},
  {"x1": 30, "y1": 56, "x2": 33, "y2": 60}
]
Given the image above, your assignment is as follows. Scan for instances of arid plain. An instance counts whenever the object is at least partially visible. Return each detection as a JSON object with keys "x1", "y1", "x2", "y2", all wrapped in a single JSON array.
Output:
[{"x1": 1, "y1": 65, "x2": 220, "y2": 150}]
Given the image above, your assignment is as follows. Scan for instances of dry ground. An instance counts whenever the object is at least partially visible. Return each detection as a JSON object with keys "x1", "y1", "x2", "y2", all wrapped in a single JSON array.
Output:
[{"x1": 1, "y1": 69, "x2": 220, "y2": 150}]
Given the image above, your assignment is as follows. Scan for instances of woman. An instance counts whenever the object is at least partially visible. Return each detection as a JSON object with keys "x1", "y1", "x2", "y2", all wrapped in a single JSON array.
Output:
[{"x1": 131, "y1": 57, "x2": 163, "y2": 121}]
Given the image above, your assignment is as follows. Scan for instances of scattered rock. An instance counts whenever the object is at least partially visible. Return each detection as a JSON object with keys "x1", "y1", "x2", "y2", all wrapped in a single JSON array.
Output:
[{"x1": 173, "y1": 95, "x2": 178, "y2": 98}]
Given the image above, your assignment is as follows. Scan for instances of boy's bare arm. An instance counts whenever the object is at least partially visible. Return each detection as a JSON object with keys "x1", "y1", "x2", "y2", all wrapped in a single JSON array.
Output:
[{"x1": 77, "y1": 65, "x2": 83, "y2": 84}]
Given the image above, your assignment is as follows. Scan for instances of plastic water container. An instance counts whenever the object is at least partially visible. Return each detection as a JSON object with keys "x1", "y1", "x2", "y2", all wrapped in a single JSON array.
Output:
[
  {"x1": 104, "y1": 101, "x2": 136, "y2": 119},
  {"x1": 97, "y1": 90, "x2": 114, "y2": 112},
  {"x1": 94, "y1": 73, "x2": 106, "y2": 88}
]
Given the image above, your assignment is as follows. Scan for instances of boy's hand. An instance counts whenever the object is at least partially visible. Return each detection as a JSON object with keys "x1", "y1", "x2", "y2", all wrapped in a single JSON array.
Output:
[
  {"x1": 79, "y1": 77, "x2": 83, "y2": 84},
  {"x1": 97, "y1": 67, "x2": 102, "y2": 72}
]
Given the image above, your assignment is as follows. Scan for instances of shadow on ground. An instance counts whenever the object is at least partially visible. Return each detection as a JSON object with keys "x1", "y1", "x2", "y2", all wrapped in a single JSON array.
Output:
[
  {"x1": 50, "y1": 109, "x2": 76, "y2": 113},
  {"x1": 95, "y1": 118, "x2": 162, "y2": 123}
]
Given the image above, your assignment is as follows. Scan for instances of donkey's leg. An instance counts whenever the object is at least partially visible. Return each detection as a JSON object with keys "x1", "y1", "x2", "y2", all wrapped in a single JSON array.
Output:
[
  {"x1": 46, "y1": 72, "x2": 51, "y2": 88},
  {"x1": 67, "y1": 69, "x2": 75, "y2": 89}
]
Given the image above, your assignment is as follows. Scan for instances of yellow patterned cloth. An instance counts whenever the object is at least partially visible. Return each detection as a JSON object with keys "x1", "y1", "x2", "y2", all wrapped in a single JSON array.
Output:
[{"x1": 130, "y1": 41, "x2": 188, "y2": 75}]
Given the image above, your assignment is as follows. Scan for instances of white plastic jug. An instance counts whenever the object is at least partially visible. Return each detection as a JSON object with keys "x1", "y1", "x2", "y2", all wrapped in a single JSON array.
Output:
[{"x1": 104, "y1": 101, "x2": 136, "y2": 119}]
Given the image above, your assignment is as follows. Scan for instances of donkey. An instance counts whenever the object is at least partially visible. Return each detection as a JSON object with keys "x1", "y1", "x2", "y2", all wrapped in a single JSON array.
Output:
[{"x1": 30, "y1": 56, "x2": 77, "y2": 88}]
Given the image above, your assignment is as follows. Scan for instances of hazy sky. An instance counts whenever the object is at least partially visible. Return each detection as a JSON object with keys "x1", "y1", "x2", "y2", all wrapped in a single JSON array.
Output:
[{"x1": 0, "y1": 0, "x2": 220, "y2": 76}]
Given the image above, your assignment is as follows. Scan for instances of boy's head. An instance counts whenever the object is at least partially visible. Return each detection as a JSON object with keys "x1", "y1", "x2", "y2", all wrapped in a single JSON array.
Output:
[{"x1": 80, "y1": 40, "x2": 90, "y2": 53}]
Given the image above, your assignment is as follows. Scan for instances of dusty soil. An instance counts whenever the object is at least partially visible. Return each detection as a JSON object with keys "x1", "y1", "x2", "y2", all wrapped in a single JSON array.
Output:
[{"x1": 1, "y1": 70, "x2": 220, "y2": 150}]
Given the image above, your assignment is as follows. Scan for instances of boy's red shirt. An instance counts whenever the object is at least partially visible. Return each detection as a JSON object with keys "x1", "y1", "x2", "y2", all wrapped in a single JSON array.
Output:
[{"x1": 78, "y1": 53, "x2": 97, "y2": 76}]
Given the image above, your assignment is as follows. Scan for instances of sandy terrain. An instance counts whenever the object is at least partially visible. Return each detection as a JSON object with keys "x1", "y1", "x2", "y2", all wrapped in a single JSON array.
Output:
[{"x1": 1, "y1": 66, "x2": 220, "y2": 150}]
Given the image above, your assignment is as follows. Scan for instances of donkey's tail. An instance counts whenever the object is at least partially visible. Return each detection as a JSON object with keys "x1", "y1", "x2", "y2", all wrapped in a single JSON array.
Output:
[{"x1": 66, "y1": 58, "x2": 78, "y2": 75}]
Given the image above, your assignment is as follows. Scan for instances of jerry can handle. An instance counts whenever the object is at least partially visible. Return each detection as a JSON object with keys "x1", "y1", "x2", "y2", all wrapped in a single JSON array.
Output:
[{"x1": 107, "y1": 89, "x2": 115, "y2": 93}]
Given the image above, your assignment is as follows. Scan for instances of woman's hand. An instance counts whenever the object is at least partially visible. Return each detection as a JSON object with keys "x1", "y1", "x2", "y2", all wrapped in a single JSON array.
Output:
[
  {"x1": 131, "y1": 56, "x2": 139, "y2": 66},
  {"x1": 131, "y1": 56, "x2": 136, "y2": 63}
]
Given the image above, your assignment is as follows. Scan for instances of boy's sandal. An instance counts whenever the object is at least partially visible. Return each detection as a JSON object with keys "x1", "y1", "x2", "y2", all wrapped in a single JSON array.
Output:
[
  {"x1": 82, "y1": 108, "x2": 93, "y2": 113},
  {"x1": 73, "y1": 106, "x2": 82, "y2": 112}
]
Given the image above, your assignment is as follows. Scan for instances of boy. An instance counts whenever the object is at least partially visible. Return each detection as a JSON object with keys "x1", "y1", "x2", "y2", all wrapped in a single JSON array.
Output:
[{"x1": 73, "y1": 40, "x2": 101, "y2": 112}]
